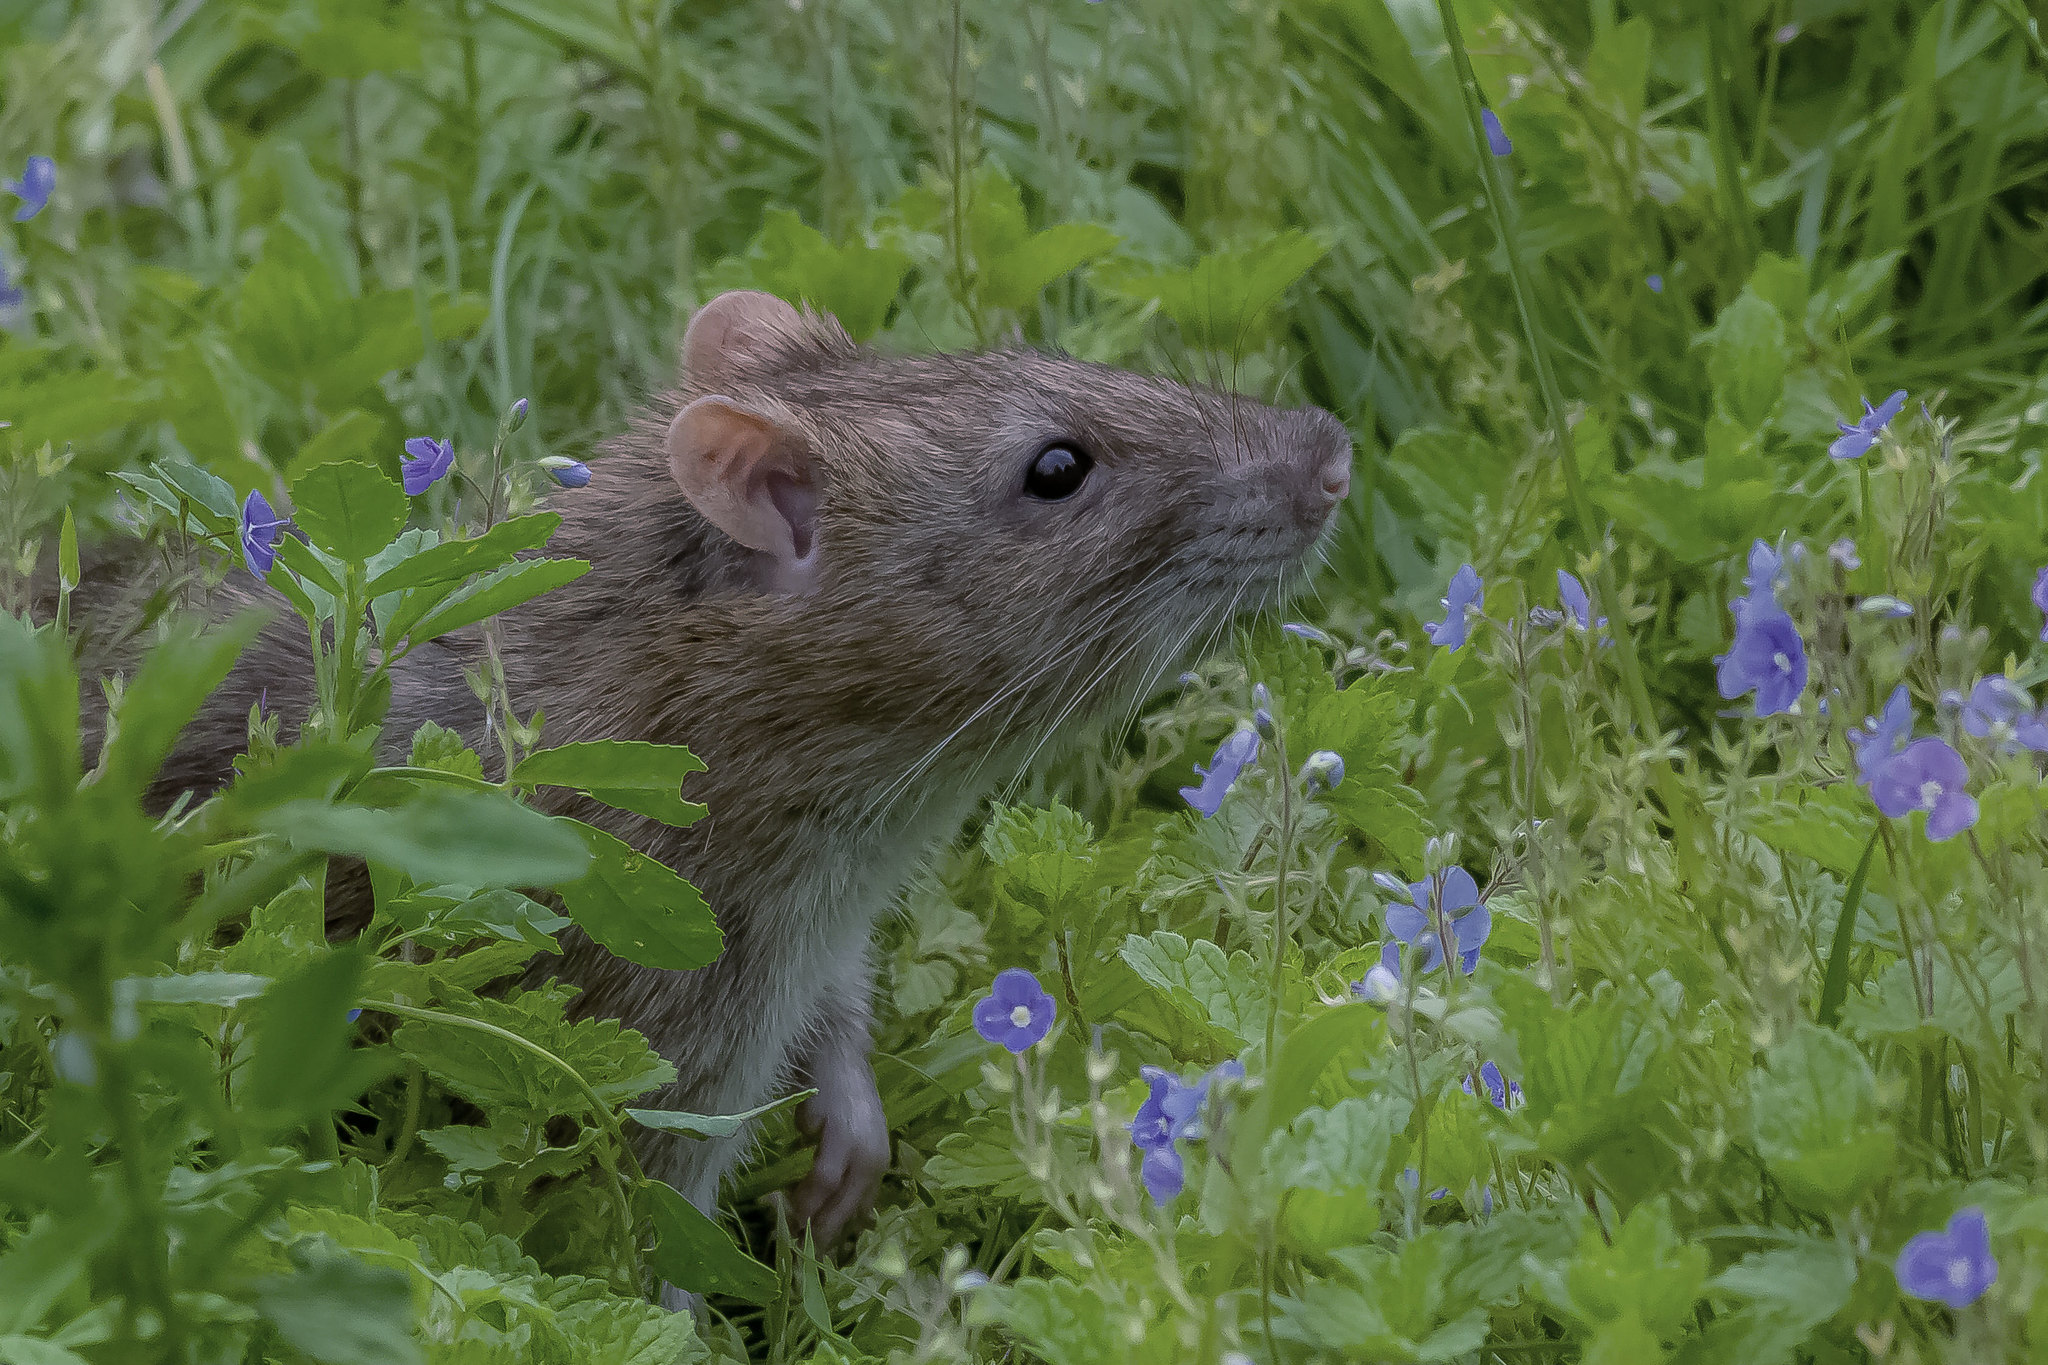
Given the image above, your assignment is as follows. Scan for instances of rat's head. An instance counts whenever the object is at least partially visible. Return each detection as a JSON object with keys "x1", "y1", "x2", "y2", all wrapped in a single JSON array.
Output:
[{"x1": 663, "y1": 290, "x2": 1350, "y2": 780}]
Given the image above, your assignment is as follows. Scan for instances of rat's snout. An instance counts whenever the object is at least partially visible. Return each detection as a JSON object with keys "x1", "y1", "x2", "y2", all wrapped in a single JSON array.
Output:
[{"x1": 1294, "y1": 407, "x2": 1354, "y2": 529}]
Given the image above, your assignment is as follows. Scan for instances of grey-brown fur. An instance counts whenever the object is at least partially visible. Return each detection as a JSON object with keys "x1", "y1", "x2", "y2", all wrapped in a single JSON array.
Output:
[{"x1": 68, "y1": 295, "x2": 1352, "y2": 1262}]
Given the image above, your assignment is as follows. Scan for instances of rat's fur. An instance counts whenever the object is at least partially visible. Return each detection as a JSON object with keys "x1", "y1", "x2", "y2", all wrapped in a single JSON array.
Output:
[{"x1": 68, "y1": 295, "x2": 1352, "y2": 1249}]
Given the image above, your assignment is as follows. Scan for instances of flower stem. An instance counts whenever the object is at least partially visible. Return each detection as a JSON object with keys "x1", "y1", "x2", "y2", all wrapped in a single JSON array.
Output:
[
  {"x1": 1433, "y1": 0, "x2": 1712, "y2": 887},
  {"x1": 1264, "y1": 729, "x2": 1295, "y2": 1067}
]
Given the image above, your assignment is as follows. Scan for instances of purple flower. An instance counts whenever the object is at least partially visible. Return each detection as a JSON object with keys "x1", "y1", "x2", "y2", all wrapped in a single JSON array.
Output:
[
  {"x1": 239, "y1": 490, "x2": 287, "y2": 579},
  {"x1": 1463, "y1": 1061, "x2": 1523, "y2": 1110},
  {"x1": 506, "y1": 397, "x2": 530, "y2": 431},
  {"x1": 1870, "y1": 738, "x2": 1978, "y2": 841},
  {"x1": 1556, "y1": 570, "x2": 1606, "y2": 631},
  {"x1": 1828, "y1": 389, "x2": 1908, "y2": 460},
  {"x1": 1282, "y1": 622, "x2": 1332, "y2": 644},
  {"x1": 1646, "y1": 274, "x2": 1664, "y2": 294},
  {"x1": 0, "y1": 257, "x2": 22, "y2": 310},
  {"x1": 401, "y1": 436, "x2": 456, "y2": 496},
  {"x1": 1181, "y1": 726, "x2": 1259, "y2": 817},
  {"x1": 972, "y1": 968, "x2": 1056, "y2": 1053},
  {"x1": 2034, "y1": 567, "x2": 2048, "y2": 643},
  {"x1": 1742, "y1": 539, "x2": 1787, "y2": 604},
  {"x1": 546, "y1": 458, "x2": 591, "y2": 489},
  {"x1": 1353, "y1": 941, "x2": 1403, "y2": 1002},
  {"x1": 1850, "y1": 685, "x2": 1914, "y2": 785},
  {"x1": 1828, "y1": 538, "x2": 1862, "y2": 572},
  {"x1": 5, "y1": 156, "x2": 54, "y2": 222},
  {"x1": 1384, "y1": 866, "x2": 1491, "y2": 975},
  {"x1": 1481, "y1": 108, "x2": 1512, "y2": 157},
  {"x1": 346, "y1": 1008, "x2": 362, "y2": 1024},
  {"x1": 1130, "y1": 1061, "x2": 1243, "y2": 1202},
  {"x1": 1715, "y1": 599, "x2": 1807, "y2": 717},
  {"x1": 1895, "y1": 1207, "x2": 1997, "y2": 1310},
  {"x1": 1398, "y1": 1168, "x2": 1449, "y2": 1200},
  {"x1": 1961, "y1": 676, "x2": 2048, "y2": 754},
  {"x1": 1425, "y1": 564, "x2": 1483, "y2": 650}
]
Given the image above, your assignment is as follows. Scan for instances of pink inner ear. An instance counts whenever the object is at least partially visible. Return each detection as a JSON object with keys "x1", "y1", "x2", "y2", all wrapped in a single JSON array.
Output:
[{"x1": 764, "y1": 471, "x2": 818, "y2": 560}]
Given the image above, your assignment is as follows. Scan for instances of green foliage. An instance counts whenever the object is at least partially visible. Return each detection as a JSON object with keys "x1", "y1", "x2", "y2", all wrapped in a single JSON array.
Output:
[{"x1": 8, "y1": 0, "x2": 2048, "y2": 1361}]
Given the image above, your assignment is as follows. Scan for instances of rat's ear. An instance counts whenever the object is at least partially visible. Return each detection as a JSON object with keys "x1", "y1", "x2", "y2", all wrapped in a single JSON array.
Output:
[
  {"x1": 682, "y1": 290, "x2": 808, "y2": 390},
  {"x1": 665, "y1": 395, "x2": 821, "y2": 589}
]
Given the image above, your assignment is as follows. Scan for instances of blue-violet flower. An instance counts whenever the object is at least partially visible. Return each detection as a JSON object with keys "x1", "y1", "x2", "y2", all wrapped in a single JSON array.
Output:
[
  {"x1": 1425, "y1": 563, "x2": 1483, "y2": 651},
  {"x1": 1870, "y1": 738, "x2": 1978, "y2": 841},
  {"x1": 1715, "y1": 598, "x2": 1808, "y2": 717},
  {"x1": 1129, "y1": 1060, "x2": 1243, "y2": 1202},
  {"x1": 1384, "y1": 866, "x2": 1491, "y2": 975},
  {"x1": 972, "y1": 968, "x2": 1056, "y2": 1053},
  {"x1": 1828, "y1": 389, "x2": 1908, "y2": 461},
  {"x1": 5, "y1": 156, "x2": 54, "y2": 221},
  {"x1": 1481, "y1": 108, "x2": 1512, "y2": 157},
  {"x1": 401, "y1": 436, "x2": 456, "y2": 496},
  {"x1": 239, "y1": 490, "x2": 287, "y2": 579},
  {"x1": 1181, "y1": 726, "x2": 1259, "y2": 817},
  {"x1": 1895, "y1": 1207, "x2": 1997, "y2": 1310}
]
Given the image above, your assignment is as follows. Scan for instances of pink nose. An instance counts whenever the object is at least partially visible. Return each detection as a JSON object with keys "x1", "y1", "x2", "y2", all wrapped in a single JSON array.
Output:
[{"x1": 1318, "y1": 454, "x2": 1352, "y2": 507}]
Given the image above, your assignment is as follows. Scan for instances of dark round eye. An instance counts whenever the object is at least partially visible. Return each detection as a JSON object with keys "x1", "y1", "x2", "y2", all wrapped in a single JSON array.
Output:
[{"x1": 1023, "y1": 444, "x2": 1093, "y2": 501}]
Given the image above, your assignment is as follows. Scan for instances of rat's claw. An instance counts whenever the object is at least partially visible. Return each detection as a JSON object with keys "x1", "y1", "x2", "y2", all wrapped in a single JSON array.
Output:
[{"x1": 785, "y1": 1055, "x2": 889, "y2": 1247}]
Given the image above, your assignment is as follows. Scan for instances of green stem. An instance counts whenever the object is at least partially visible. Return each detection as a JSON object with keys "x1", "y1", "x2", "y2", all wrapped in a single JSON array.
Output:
[
  {"x1": 1433, "y1": 1, "x2": 1711, "y2": 883},
  {"x1": 99, "y1": 1042, "x2": 178, "y2": 1357},
  {"x1": 1264, "y1": 730, "x2": 1294, "y2": 1068}
]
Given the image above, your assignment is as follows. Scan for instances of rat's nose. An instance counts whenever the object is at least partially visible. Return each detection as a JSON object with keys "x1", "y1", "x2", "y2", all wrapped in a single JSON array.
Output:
[{"x1": 1298, "y1": 408, "x2": 1354, "y2": 523}]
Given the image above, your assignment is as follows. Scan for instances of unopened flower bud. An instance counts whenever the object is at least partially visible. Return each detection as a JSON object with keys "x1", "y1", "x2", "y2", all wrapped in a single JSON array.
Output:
[
  {"x1": 1253, "y1": 706, "x2": 1275, "y2": 739},
  {"x1": 506, "y1": 396, "x2": 530, "y2": 432},
  {"x1": 1300, "y1": 749, "x2": 1344, "y2": 793},
  {"x1": 539, "y1": 455, "x2": 591, "y2": 488}
]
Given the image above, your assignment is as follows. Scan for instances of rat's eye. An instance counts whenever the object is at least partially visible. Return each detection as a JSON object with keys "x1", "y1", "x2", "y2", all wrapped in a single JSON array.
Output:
[{"x1": 1023, "y1": 444, "x2": 1093, "y2": 501}]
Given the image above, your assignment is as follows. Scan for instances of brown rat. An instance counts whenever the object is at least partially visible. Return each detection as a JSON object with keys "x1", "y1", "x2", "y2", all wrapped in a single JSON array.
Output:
[{"x1": 71, "y1": 289, "x2": 1353, "y2": 1269}]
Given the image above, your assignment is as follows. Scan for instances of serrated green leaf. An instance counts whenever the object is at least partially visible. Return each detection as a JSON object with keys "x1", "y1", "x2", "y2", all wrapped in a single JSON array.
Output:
[
  {"x1": 557, "y1": 823, "x2": 721, "y2": 970},
  {"x1": 1749, "y1": 1024, "x2": 1894, "y2": 1210},
  {"x1": 289, "y1": 458, "x2": 408, "y2": 564},
  {"x1": 1265, "y1": 1094, "x2": 1410, "y2": 1251},
  {"x1": 1557, "y1": 1198, "x2": 1707, "y2": 1338},
  {"x1": 983, "y1": 223, "x2": 1121, "y2": 311},
  {"x1": 1119, "y1": 931, "x2": 1268, "y2": 1049},
  {"x1": 745, "y1": 209, "x2": 910, "y2": 341},
  {"x1": 1091, "y1": 229, "x2": 1329, "y2": 350},
  {"x1": 242, "y1": 950, "x2": 390, "y2": 1123},
  {"x1": 390, "y1": 986, "x2": 675, "y2": 1115}
]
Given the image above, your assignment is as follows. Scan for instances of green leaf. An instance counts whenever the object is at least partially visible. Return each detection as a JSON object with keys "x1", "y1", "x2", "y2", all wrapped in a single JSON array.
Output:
[
  {"x1": 1497, "y1": 976, "x2": 1674, "y2": 1166},
  {"x1": 557, "y1": 823, "x2": 722, "y2": 970},
  {"x1": 1748, "y1": 1023, "x2": 1894, "y2": 1211},
  {"x1": 1558, "y1": 1197, "x2": 1707, "y2": 1338},
  {"x1": 983, "y1": 222, "x2": 1121, "y2": 312},
  {"x1": 980, "y1": 801, "x2": 1097, "y2": 927},
  {"x1": 1119, "y1": 931, "x2": 1268, "y2": 1049},
  {"x1": 252, "y1": 1242, "x2": 423, "y2": 1365},
  {"x1": 116, "y1": 971, "x2": 273, "y2": 1007},
  {"x1": 365, "y1": 512, "x2": 562, "y2": 597},
  {"x1": 642, "y1": 1179, "x2": 780, "y2": 1303},
  {"x1": 0, "y1": 1197, "x2": 119, "y2": 1335},
  {"x1": 513, "y1": 740, "x2": 708, "y2": 829},
  {"x1": 390, "y1": 557, "x2": 589, "y2": 648},
  {"x1": 406, "y1": 721, "x2": 485, "y2": 782},
  {"x1": 241, "y1": 950, "x2": 390, "y2": 1123},
  {"x1": 1091, "y1": 229, "x2": 1329, "y2": 350},
  {"x1": 257, "y1": 790, "x2": 591, "y2": 888},
  {"x1": 390, "y1": 986, "x2": 675, "y2": 1114},
  {"x1": 627, "y1": 1088, "x2": 814, "y2": 1140},
  {"x1": 1264, "y1": 1094, "x2": 1410, "y2": 1251},
  {"x1": 745, "y1": 209, "x2": 910, "y2": 341},
  {"x1": 289, "y1": 458, "x2": 409, "y2": 564},
  {"x1": 1703, "y1": 289, "x2": 1788, "y2": 429},
  {"x1": 291, "y1": 408, "x2": 387, "y2": 474}
]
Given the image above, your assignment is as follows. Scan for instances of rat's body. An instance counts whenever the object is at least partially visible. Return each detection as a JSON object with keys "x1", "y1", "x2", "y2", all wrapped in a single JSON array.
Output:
[{"x1": 72, "y1": 292, "x2": 1352, "y2": 1264}]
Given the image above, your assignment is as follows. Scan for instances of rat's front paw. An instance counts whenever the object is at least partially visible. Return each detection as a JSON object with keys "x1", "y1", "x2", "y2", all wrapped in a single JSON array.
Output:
[{"x1": 784, "y1": 1055, "x2": 889, "y2": 1248}]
